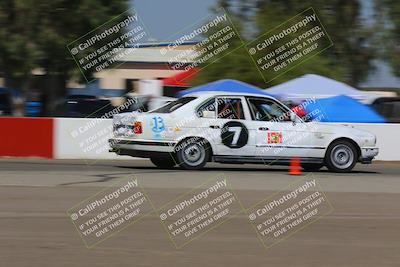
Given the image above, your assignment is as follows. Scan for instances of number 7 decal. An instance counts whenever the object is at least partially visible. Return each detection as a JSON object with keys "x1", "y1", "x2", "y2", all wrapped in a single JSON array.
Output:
[
  {"x1": 221, "y1": 121, "x2": 249, "y2": 148},
  {"x1": 228, "y1": 127, "x2": 242, "y2": 146}
]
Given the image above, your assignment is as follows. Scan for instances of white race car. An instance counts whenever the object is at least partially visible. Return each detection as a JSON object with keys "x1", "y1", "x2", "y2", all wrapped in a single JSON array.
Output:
[{"x1": 109, "y1": 91, "x2": 378, "y2": 172}]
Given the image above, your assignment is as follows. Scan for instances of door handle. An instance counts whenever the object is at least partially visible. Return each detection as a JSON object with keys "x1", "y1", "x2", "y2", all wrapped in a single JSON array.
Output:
[
  {"x1": 210, "y1": 125, "x2": 220, "y2": 129},
  {"x1": 258, "y1": 127, "x2": 269, "y2": 131}
]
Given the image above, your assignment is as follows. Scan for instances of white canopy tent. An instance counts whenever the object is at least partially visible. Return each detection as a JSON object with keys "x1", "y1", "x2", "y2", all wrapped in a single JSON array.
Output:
[{"x1": 265, "y1": 74, "x2": 376, "y2": 103}]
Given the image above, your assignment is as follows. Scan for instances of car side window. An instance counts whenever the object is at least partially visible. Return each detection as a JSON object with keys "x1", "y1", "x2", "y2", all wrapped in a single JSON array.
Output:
[
  {"x1": 247, "y1": 98, "x2": 290, "y2": 121},
  {"x1": 197, "y1": 98, "x2": 216, "y2": 118},
  {"x1": 217, "y1": 98, "x2": 245, "y2": 120}
]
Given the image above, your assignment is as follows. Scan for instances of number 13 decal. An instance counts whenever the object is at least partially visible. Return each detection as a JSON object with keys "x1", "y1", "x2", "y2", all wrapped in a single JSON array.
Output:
[
  {"x1": 152, "y1": 116, "x2": 165, "y2": 133},
  {"x1": 221, "y1": 121, "x2": 248, "y2": 148}
]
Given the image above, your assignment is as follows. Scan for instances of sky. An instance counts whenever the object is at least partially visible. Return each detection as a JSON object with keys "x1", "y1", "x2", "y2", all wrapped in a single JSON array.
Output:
[
  {"x1": 132, "y1": 0, "x2": 400, "y2": 88},
  {"x1": 132, "y1": 0, "x2": 216, "y2": 42}
]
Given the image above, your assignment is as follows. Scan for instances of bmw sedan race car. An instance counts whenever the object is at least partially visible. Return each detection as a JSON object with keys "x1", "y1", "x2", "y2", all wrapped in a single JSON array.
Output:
[{"x1": 109, "y1": 91, "x2": 379, "y2": 172}]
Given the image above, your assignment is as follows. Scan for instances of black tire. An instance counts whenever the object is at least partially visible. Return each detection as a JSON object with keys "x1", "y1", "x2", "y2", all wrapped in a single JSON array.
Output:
[
  {"x1": 301, "y1": 163, "x2": 324, "y2": 172},
  {"x1": 325, "y1": 140, "x2": 358, "y2": 173},
  {"x1": 176, "y1": 138, "x2": 210, "y2": 170},
  {"x1": 150, "y1": 156, "x2": 176, "y2": 169}
]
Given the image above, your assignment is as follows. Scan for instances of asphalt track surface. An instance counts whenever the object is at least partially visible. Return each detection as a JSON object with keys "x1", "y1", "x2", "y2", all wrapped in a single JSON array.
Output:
[{"x1": 1, "y1": 158, "x2": 400, "y2": 267}]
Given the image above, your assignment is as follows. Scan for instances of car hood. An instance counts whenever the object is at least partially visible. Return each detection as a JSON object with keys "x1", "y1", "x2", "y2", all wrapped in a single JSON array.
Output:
[{"x1": 310, "y1": 122, "x2": 375, "y2": 138}]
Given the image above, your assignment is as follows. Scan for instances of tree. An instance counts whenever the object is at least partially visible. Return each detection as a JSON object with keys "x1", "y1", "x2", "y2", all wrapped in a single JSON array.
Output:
[
  {"x1": 375, "y1": 0, "x2": 400, "y2": 77},
  {"x1": 0, "y1": 1, "x2": 37, "y2": 94},
  {"x1": 194, "y1": 0, "x2": 375, "y2": 87},
  {"x1": 0, "y1": 0, "x2": 129, "y2": 115},
  {"x1": 317, "y1": 0, "x2": 375, "y2": 86}
]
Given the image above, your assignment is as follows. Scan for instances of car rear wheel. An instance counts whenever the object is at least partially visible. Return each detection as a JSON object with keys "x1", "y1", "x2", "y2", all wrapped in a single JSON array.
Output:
[
  {"x1": 150, "y1": 156, "x2": 176, "y2": 169},
  {"x1": 325, "y1": 140, "x2": 358, "y2": 173},
  {"x1": 176, "y1": 139, "x2": 210, "y2": 170}
]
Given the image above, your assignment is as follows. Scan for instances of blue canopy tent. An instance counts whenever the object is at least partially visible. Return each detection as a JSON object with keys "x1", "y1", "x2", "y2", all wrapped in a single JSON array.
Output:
[
  {"x1": 265, "y1": 74, "x2": 375, "y2": 103},
  {"x1": 177, "y1": 79, "x2": 271, "y2": 97},
  {"x1": 304, "y1": 95, "x2": 387, "y2": 123}
]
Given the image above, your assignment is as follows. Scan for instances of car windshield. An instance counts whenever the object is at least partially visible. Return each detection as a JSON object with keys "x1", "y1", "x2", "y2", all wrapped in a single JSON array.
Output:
[{"x1": 150, "y1": 97, "x2": 196, "y2": 113}]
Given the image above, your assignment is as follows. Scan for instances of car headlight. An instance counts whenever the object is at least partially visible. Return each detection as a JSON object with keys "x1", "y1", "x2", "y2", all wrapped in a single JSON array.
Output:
[
  {"x1": 363, "y1": 133, "x2": 376, "y2": 146},
  {"x1": 353, "y1": 129, "x2": 376, "y2": 147}
]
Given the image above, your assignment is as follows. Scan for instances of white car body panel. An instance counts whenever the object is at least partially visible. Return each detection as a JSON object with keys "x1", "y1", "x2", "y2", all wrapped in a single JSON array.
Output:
[{"x1": 109, "y1": 91, "x2": 378, "y2": 164}]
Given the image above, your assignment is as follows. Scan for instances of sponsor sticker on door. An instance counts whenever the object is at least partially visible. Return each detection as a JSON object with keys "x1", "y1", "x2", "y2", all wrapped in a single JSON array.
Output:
[{"x1": 267, "y1": 132, "x2": 283, "y2": 144}]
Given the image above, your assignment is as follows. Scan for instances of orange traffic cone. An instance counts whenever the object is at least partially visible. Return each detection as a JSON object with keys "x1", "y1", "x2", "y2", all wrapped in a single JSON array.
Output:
[{"x1": 289, "y1": 157, "x2": 302, "y2": 175}]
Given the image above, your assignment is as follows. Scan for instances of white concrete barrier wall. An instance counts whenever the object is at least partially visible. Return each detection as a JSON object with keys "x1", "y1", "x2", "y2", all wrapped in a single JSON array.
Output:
[
  {"x1": 54, "y1": 118, "x2": 132, "y2": 160},
  {"x1": 54, "y1": 118, "x2": 399, "y2": 161},
  {"x1": 342, "y1": 123, "x2": 398, "y2": 161}
]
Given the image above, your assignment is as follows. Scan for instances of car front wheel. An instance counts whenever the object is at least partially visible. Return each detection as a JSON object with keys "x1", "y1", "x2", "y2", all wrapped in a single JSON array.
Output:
[
  {"x1": 325, "y1": 140, "x2": 358, "y2": 173},
  {"x1": 176, "y1": 139, "x2": 210, "y2": 170}
]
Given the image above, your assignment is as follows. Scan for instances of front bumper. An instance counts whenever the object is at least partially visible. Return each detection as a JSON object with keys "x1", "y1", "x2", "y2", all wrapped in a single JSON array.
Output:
[
  {"x1": 109, "y1": 138, "x2": 176, "y2": 153},
  {"x1": 360, "y1": 147, "x2": 379, "y2": 164}
]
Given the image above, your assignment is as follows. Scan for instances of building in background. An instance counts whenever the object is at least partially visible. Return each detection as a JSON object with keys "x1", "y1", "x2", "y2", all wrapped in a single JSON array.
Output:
[{"x1": 68, "y1": 42, "x2": 198, "y2": 97}]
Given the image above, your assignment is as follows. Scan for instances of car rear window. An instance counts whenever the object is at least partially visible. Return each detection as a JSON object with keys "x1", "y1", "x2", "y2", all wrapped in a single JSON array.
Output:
[{"x1": 150, "y1": 97, "x2": 196, "y2": 113}]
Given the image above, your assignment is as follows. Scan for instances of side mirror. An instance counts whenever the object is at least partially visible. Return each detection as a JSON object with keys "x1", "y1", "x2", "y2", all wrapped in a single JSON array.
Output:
[{"x1": 290, "y1": 113, "x2": 297, "y2": 125}]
